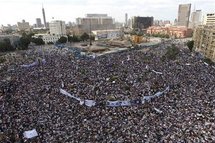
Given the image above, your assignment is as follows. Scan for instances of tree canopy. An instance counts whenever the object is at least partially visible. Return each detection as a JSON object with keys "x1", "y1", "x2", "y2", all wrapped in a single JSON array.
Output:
[
  {"x1": 32, "y1": 37, "x2": 45, "y2": 45},
  {"x1": 187, "y1": 40, "x2": 194, "y2": 52},
  {"x1": 58, "y1": 36, "x2": 67, "y2": 43},
  {"x1": 80, "y1": 33, "x2": 90, "y2": 41}
]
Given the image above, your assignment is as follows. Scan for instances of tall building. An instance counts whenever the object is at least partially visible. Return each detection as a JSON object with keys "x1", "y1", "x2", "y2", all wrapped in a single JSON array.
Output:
[
  {"x1": 178, "y1": 4, "x2": 191, "y2": 27},
  {"x1": 17, "y1": 20, "x2": 30, "y2": 31},
  {"x1": 76, "y1": 14, "x2": 115, "y2": 34},
  {"x1": 204, "y1": 13, "x2": 215, "y2": 25},
  {"x1": 125, "y1": 13, "x2": 128, "y2": 27},
  {"x1": 49, "y1": 20, "x2": 66, "y2": 35},
  {"x1": 131, "y1": 16, "x2": 153, "y2": 29},
  {"x1": 42, "y1": 5, "x2": 47, "y2": 28},
  {"x1": 191, "y1": 10, "x2": 202, "y2": 29},
  {"x1": 36, "y1": 18, "x2": 42, "y2": 28},
  {"x1": 193, "y1": 25, "x2": 215, "y2": 62}
]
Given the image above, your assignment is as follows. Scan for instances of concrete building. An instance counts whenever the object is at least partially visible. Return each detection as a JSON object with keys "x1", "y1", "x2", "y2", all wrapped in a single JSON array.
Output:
[
  {"x1": 17, "y1": 20, "x2": 30, "y2": 31},
  {"x1": 42, "y1": 6, "x2": 47, "y2": 28},
  {"x1": 76, "y1": 14, "x2": 115, "y2": 34},
  {"x1": 191, "y1": 10, "x2": 202, "y2": 29},
  {"x1": 1, "y1": 24, "x2": 17, "y2": 32},
  {"x1": 153, "y1": 20, "x2": 171, "y2": 26},
  {"x1": 193, "y1": 25, "x2": 215, "y2": 62},
  {"x1": 92, "y1": 29, "x2": 122, "y2": 40},
  {"x1": 178, "y1": 4, "x2": 191, "y2": 27},
  {"x1": 33, "y1": 34, "x2": 61, "y2": 44},
  {"x1": 131, "y1": 16, "x2": 153, "y2": 29},
  {"x1": 147, "y1": 26, "x2": 193, "y2": 38},
  {"x1": 49, "y1": 20, "x2": 66, "y2": 36},
  {"x1": 204, "y1": 13, "x2": 215, "y2": 25},
  {"x1": 36, "y1": 18, "x2": 42, "y2": 28},
  {"x1": 125, "y1": 13, "x2": 128, "y2": 27}
]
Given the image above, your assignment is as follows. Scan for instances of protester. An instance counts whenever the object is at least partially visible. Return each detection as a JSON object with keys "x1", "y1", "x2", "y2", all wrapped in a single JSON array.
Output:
[{"x1": 0, "y1": 43, "x2": 214, "y2": 142}]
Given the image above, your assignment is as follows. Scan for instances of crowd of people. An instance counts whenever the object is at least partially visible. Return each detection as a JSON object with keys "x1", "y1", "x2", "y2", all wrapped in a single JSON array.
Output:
[{"x1": 0, "y1": 42, "x2": 215, "y2": 142}]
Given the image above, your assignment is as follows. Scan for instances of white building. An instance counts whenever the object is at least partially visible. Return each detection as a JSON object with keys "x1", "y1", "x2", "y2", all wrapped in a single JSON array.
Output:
[
  {"x1": 49, "y1": 20, "x2": 66, "y2": 36},
  {"x1": 204, "y1": 13, "x2": 215, "y2": 25},
  {"x1": 92, "y1": 29, "x2": 122, "y2": 40},
  {"x1": 33, "y1": 34, "x2": 61, "y2": 44},
  {"x1": 17, "y1": 20, "x2": 30, "y2": 31},
  {"x1": 191, "y1": 10, "x2": 202, "y2": 29}
]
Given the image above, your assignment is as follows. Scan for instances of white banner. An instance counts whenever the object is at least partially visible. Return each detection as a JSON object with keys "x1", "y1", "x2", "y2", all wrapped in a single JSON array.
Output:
[
  {"x1": 84, "y1": 100, "x2": 96, "y2": 107},
  {"x1": 152, "y1": 70, "x2": 163, "y2": 75},
  {"x1": 23, "y1": 129, "x2": 38, "y2": 139},
  {"x1": 107, "y1": 100, "x2": 131, "y2": 107},
  {"x1": 60, "y1": 89, "x2": 81, "y2": 101}
]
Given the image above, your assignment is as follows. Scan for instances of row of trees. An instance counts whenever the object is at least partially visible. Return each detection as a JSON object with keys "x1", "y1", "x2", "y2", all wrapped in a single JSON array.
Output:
[
  {"x1": 151, "y1": 33, "x2": 170, "y2": 38},
  {"x1": 0, "y1": 32, "x2": 96, "y2": 52},
  {"x1": 0, "y1": 32, "x2": 44, "y2": 52}
]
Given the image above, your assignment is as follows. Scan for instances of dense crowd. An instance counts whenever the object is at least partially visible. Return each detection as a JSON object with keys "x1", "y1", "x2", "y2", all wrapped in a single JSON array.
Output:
[{"x1": 0, "y1": 42, "x2": 215, "y2": 142}]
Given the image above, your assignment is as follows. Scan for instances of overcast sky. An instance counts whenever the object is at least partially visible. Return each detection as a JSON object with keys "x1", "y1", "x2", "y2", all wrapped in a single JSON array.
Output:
[{"x1": 0, "y1": 0, "x2": 214, "y2": 25}]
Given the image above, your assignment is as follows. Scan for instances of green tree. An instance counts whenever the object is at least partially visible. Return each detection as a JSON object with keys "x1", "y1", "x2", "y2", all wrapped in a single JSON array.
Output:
[
  {"x1": 0, "y1": 38, "x2": 14, "y2": 52},
  {"x1": 162, "y1": 44, "x2": 180, "y2": 61},
  {"x1": 19, "y1": 36, "x2": 31, "y2": 50},
  {"x1": 71, "y1": 35, "x2": 81, "y2": 42},
  {"x1": 80, "y1": 33, "x2": 89, "y2": 41},
  {"x1": 58, "y1": 36, "x2": 67, "y2": 43},
  {"x1": 187, "y1": 40, "x2": 194, "y2": 52},
  {"x1": 67, "y1": 35, "x2": 72, "y2": 43},
  {"x1": 18, "y1": 32, "x2": 35, "y2": 50},
  {"x1": 204, "y1": 58, "x2": 214, "y2": 66},
  {"x1": 32, "y1": 38, "x2": 45, "y2": 45}
]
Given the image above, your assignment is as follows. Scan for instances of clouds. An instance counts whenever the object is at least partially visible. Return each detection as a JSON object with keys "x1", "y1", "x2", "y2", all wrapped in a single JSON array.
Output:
[{"x1": 0, "y1": 0, "x2": 214, "y2": 25}]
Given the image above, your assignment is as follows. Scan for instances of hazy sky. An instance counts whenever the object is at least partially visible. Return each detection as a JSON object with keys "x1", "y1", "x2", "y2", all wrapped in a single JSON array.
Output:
[{"x1": 0, "y1": 0, "x2": 214, "y2": 25}]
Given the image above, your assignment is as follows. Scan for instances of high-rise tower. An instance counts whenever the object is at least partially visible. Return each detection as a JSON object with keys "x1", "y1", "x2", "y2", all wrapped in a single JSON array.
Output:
[
  {"x1": 42, "y1": 5, "x2": 47, "y2": 28},
  {"x1": 125, "y1": 13, "x2": 128, "y2": 27},
  {"x1": 178, "y1": 4, "x2": 191, "y2": 27}
]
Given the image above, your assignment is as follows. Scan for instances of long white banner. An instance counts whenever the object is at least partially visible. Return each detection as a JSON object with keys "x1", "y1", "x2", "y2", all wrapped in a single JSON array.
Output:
[{"x1": 59, "y1": 86, "x2": 170, "y2": 108}]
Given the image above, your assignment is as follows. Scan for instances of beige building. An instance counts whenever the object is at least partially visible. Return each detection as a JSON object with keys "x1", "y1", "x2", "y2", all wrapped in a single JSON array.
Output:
[
  {"x1": 193, "y1": 25, "x2": 215, "y2": 62},
  {"x1": 49, "y1": 20, "x2": 66, "y2": 36},
  {"x1": 17, "y1": 20, "x2": 30, "y2": 31},
  {"x1": 204, "y1": 13, "x2": 215, "y2": 25},
  {"x1": 76, "y1": 14, "x2": 115, "y2": 34},
  {"x1": 191, "y1": 10, "x2": 202, "y2": 29}
]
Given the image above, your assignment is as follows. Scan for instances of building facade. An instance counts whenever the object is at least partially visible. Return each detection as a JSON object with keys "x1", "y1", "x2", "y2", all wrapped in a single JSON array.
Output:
[
  {"x1": 17, "y1": 20, "x2": 30, "y2": 31},
  {"x1": 36, "y1": 18, "x2": 42, "y2": 28},
  {"x1": 191, "y1": 10, "x2": 202, "y2": 29},
  {"x1": 178, "y1": 4, "x2": 191, "y2": 27},
  {"x1": 49, "y1": 20, "x2": 66, "y2": 36},
  {"x1": 147, "y1": 26, "x2": 193, "y2": 38},
  {"x1": 125, "y1": 13, "x2": 128, "y2": 27},
  {"x1": 131, "y1": 16, "x2": 153, "y2": 29},
  {"x1": 76, "y1": 14, "x2": 115, "y2": 34},
  {"x1": 153, "y1": 20, "x2": 171, "y2": 26},
  {"x1": 204, "y1": 13, "x2": 215, "y2": 25},
  {"x1": 92, "y1": 29, "x2": 122, "y2": 40},
  {"x1": 193, "y1": 25, "x2": 215, "y2": 62},
  {"x1": 33, "y1": 34, "x2": 61, "y2": 44}
]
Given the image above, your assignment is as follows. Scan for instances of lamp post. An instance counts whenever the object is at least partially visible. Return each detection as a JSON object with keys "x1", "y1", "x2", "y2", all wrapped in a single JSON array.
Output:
[{"x1": 89, "y1": 19, "x2": 92, "y2": 46}]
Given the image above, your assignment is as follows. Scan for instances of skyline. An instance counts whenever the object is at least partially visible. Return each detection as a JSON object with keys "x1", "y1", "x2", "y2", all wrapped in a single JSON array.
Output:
[{"x1": 0, "y1": 0, "x2": 215, "y2": 26}]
